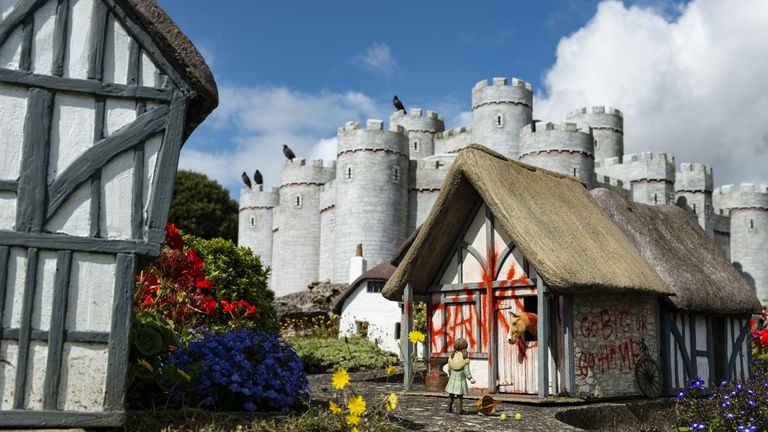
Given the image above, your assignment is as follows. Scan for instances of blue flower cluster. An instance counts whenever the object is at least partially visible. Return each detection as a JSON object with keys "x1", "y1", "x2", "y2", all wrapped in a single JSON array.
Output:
[
  {"x1": 165, "y1": 330, "x2": 309, "y2": 412},
  {"x1": 677, "y1": 361, "x2": 768, "y2": 431}
]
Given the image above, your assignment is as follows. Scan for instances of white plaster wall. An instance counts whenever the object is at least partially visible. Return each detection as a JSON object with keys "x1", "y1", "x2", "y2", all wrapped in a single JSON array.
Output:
[
  {"x1": 2, "y1": 247, "x2": 27, "y2": 328},
  {"x1": 0, "y1": 341, "x2": 19, "y2": 410},
  {"x1": 66, "y1": 253, "x2": 115, "y2": 332},
  {"x1": 23, "y1": 342, "x2": 48, "y2": 409},
  {"x1": 105, "y1": 97, "x2": 136, "y2": 135},
  {"x1": 58, "y1": 343, "x2": 108, "y2": 411},
  {"x1": 31, "y1": 0, "x2": 56, "y2": 76},
  {"x1": 140, "y1": 51, "x2": 158, "y2": 87},
  {"x1": 0, "y1": 26, "x2": 21, "y2": 69},
  {"x1": 45, "y1": 180, "x2": 91, "y2": 236},
  {"x1": 49, "y1": 93, "x2": 96, "y2": 181},
  {"x1": 31, "y1": 250, "x2": 57, "y2": 331},
  {"x1": 339, "y1": 281, "x2": 402, "y2": 354},
  {"x1": 103, "y1": 14, "x2": 130, "y2": 84},
  {"x1": 100, "y1": 151, "x2": 133, "y2": 239},
  {"x1": 63, "y1": 0, "x2": 94, "y2": 80},
  {"x1": 142, "y1": 134, "x2": 162, "y2": 227},
  {"x1": 0, "y1": 192, "x2": 15, "y2": 230},
  {"x1": 0, "y1": 83, "x2": 27, "y2": 180}
]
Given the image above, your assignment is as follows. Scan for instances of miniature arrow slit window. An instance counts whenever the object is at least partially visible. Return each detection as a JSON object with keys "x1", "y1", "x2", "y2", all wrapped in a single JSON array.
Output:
[
  {"x1": 391, "y1": 166, "x2": 400, "y2": 184},
  {"x1": 345, "y1": 165, "x2": 353, "y2": 180},
  {"x1": 496, "y1": 113, "x2": 504, "y2": 128},
  {"x1": 413, "y1": 140, "x2": 420, "y2": 152},
  {"x1": 295, "y1": 194, "x2": 302, "y2": 208}
]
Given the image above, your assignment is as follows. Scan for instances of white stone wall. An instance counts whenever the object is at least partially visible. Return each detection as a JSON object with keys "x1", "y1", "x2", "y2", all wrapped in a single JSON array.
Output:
[
  {"x1": 338, "y1": 281, "x2": 402, "y2": 354},
  {"x1": 389, "y1": 108, "x2": 444, "y2": 160},
  {"x1": 572, "y1": 294, "x2": 657, "y2": 399},
  {"x1": 238, "y1": 186, "x2": 278, "y2": 269},
  {"x1": 519, "y1": 122, "x2": 595, "y2": 188},
  {"x1": 333, "y1": 121, "x2": 409, "y2": 281},
  {"x1": 566, "y1": 106, "x2": 623, "y2": 161},
  {"x1": 318, "y1": 181, "x2": 336, "y2": 282},
  {"x1": 470, "y1": 77, "x2": 533, "y2": 159}
]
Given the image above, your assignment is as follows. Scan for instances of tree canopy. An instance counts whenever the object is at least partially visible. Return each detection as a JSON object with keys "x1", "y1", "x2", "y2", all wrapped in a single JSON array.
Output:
[{"x1": 168, "y1": 170, "x2": 238, "y2": 241}]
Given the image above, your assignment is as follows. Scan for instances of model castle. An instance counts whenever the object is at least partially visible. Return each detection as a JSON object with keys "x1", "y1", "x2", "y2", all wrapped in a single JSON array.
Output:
[{"x1": 238, "y1": 77, "x2": 768, "y2": 304}]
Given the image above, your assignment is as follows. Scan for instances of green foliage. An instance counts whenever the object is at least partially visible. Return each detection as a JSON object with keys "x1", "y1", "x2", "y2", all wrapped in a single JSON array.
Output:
[
  {"x1": 126, "y1": 312, "x2": 179, "y2": 405},
  {"x1": 289, "y1": 336, "x2": 398, "y2": 374},
  {"x1": 413, "y1": 301, "x2": 427, "y2": 334},
  {"x1": 169, "y1": 170, "x2": 238, "y2": 241},
  {"x1": 183, "y1": 234, "x2": 278, "y2": 333}
]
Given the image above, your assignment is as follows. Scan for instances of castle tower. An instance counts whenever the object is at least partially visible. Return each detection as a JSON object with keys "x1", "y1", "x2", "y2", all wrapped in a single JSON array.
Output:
[
  {"x1": 318, "y1": 180, "x2": 336, "y2": 282},
  {"x1": 713, "y1": 183, "x2": 768, "y2": 303},
  {"x1": 238, "y1": 186, "x2": 279, "y2": 269},
  {"x1": 409, "y1": 158, "x2": 451, "y2": 232},
  {"x1": 566, "y1": 106, "x2": 624, "y2": 161},
  {"x1": 334, "y1": 120, "x2": 410, "y2": 282},
  {"x1": 675, "y1": 163, "x2": 714, "y2": 237},
  {"x1": 519, "y1": 122, "x2": 595, "y2": 188},
  {"x1": 271, "y1": 159, "x2": 335, "y2": 296},
  {"x1": 389, "y1": 108, "x2": 445, "y2": 160},
  {"x1": 471, "y1": 77, "x2": 533, "y2": 159}
]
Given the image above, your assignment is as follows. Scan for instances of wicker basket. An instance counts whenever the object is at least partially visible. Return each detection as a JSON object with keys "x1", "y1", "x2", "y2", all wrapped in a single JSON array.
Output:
[{"x1": 475, "y1": 396, "x2": 498, "y2": 415}]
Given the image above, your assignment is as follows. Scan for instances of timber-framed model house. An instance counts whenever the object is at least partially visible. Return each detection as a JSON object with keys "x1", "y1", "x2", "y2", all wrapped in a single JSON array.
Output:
[{"x1": 0, "y1": 0, "x2": 216, "y2": 427}]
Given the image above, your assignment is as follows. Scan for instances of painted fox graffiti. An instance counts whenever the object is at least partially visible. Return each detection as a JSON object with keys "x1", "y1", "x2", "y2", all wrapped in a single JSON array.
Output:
[{"x1": 507, "y1": 311, "x2": 538, "y2": 345}]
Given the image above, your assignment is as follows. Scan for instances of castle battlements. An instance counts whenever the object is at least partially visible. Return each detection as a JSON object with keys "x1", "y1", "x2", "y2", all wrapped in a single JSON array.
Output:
[
  {"x1": 519, "y1": 122, "x2": 594, "y2": 157},
  {"x1": 390, "y1": 108, "x2": 444, "y2": 122},
  {"x1": 520, "y1": 121, "x2": 591, "y2": 134},
  {"x1": 714, "y1": 183, "x2": 768, "y2": 212},
  {"x1": 595, "y1": 174, "x2": 627, "y2": 190},
  {"x1": 280, "y1": 158, "x2": 336, "y2": 186},
  {"x1": 472, "y1": 77, "x2": 533, "y2": 92},
  {"x1": 436, "y1": 126, "x2": 470, "y2": 139},
  {"x1": 596, "y1": 156, "x2": 622, "y2": 168},
  {"x1": 567, "y1": 105, "x2": 623, "y2": 120},
  {"x1": 471, "y1": 77, "x2": 533, "y2": 110},
  {"x1": 675, "y1": 163, "x2": 713, "y2": 192},
  {"x1": 240, "y1": 186, "x2": 279, "y2": 209},
  {"x1": 623, "y1": 152, "x2": 674, "y2": 164}
]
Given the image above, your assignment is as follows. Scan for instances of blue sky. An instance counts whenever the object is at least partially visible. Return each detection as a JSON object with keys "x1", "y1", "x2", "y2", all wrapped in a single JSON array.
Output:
[{"x1": 158, "y1": 0, "x2": 768, "y2": 198}]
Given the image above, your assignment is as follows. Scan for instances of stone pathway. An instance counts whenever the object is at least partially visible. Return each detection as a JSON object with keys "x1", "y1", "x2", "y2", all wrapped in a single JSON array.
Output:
[{"x1": 307, "y1": 372, "x2": 677, "y2": 432}]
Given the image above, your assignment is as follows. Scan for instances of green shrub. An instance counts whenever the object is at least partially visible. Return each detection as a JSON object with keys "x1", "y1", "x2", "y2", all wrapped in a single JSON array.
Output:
[
  {"x1": 289, "y1": 336, "x2": 398, "y2": 373},
  {"x1": 184, "y1": 234, "x2": 277, "y2": 333}
]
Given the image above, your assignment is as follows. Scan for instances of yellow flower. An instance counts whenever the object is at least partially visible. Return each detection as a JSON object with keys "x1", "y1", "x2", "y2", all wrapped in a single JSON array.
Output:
[
  {"x1": 346, "y1": 414, "x2": 361, "y2": 426},
  {"x1": 137, "y1": 358, "x2": 153, "y2": 373},
  {"x1": 347, "y1": 394, "x2": 366, "y2": 416},
  {"x1": 328, "y1": 400, "x2": 342, "y2": 415},
  {"x1": 386, "y1": 365, "x2": 396, "y2": 376},
  {"x1": 385, "y1": 392, "x2": 398, "y2": 411},
  {"x1": 351, "y1": 428, "x2": 359, "y2": 432},
  {"x1": 408, "y1": 330, "x2": 425, "y2": 344},
  {"x1": 177, "y1": 368, "x2": 191, "y2": 382},
  {"x1": 332, "y1": 368, "x2": 350, "y2": 390}
]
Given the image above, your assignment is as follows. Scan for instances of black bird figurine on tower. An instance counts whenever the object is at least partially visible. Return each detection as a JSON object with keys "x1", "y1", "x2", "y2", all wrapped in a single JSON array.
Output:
[
  {"x1": 241, "y1": 171, "x2": 252, "y2": 188},
  {"x1": 254, "y1": 170, "x2": 263, "y2": 186},
  {"x1": 393, "y1": 95, "x2": 406, "y2": 114},
  {"x1": 283, "y1": 144, "x2": 296, "y2": 162}
]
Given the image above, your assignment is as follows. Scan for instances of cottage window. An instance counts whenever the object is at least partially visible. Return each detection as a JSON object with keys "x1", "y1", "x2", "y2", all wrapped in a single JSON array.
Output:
[
  {"x1": 392, "y1": 166, "x2": 400, "y2": 184},
  {"x1": 523, "y1": 296, "x2": 538, "y2": 342},
  {"x1": 413, "y1": 140, "x2": 420, "y2": 152},
  {"x1": 295, "y1": 195, "x2": 303, "y2": 208},
  {"x1": 367, "y1": 281, "x2": 384, "y2": 293},
  {"x1": 496, "y1": 113, "x2": 504, "y2": 128}
]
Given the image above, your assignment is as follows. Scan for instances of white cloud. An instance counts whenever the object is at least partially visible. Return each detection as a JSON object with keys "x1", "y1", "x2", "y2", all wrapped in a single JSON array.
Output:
[
  {"x1": 536, "y1": 0, "x2": 768, "y2": 187},
  {"x1": 353, "y1": 42, "x2": 398, "y2": 76},
  {"x1": 179, "y1": 85, "x2": 387, "y2": 193}
]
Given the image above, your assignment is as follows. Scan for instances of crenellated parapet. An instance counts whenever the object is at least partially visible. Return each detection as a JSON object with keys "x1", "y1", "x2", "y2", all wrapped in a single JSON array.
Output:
[
  {"x1": 519, "y1": 121, "x2": 595, "y2": 188},
  {"x1": 240, "y1": 186, "x2": 279, "y2": 210},
  {"x1": 337, "y1": 120, "x2": 409, "y2": 158},
  {"x1": 713, "y1": 183, "x2": 768, "y2": 214},
  {"x1": 471, "y1": 77, "x2": 533, "y2": 110},
  {"x1": 619, "y1": 152, "x2": 676, "y2": 182},
  {"x1": 280, "y1": 158, "x2": 336, "y2": 187},
  {"x1": 319, "y1": 180, "x2": 336, "y2": 213},
  {"x1": 567, "y1": 105, "x2": 624, "y2": 161},
  {"x1": 675, "y1": 163, "x2": 713, "y2": 193},
  {"x1": 389, "y1": 108, "x2": 445, "y2": 133},
  {"x1": 434, "y1": 126, "x2": 473, "y2": 155}
]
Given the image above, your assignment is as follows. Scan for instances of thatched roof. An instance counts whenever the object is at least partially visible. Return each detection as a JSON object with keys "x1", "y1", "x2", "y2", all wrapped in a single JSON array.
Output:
[
  {"x1": 331, "y1": 261, "x2": 396, "y2": 314},
  {"x1": 125, "y1": 0, "x2": 218, "y2": 138},
  {"x1": 382, "y1": 145, "x2": 672, "y2": 301},
  {"x1": 591, "y1": 188, "x2": 761, "y2": 314}
]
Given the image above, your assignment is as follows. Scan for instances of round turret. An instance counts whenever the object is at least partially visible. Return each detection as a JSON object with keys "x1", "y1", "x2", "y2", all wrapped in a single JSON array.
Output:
[
  {"x1": 271, "y1": 158, "x2": 335, "y2": 296},
  {"x1": 674, "y1": 163, "x2": 714, "y2": 235},
  {"x1": 389, "y1": 108, "x2": 445, "y2": 160},
  {"x1": 334, "y1": 120, "x2": 410, "y2": 282},
  {"x1": 239, "y1": 186, "x2": 279, "y2": 271},
  {"x1": 713, "y1": 183, "x2": 768, "y2": 303},
  {"x1": 519, "y1": 122, "x2": 595, "y2": 188},
  {"x1": 566, "y1": 106, "x2": 623, "y2": 161},
  {"x1": 471, "y1": 77, "x2": 533, "y2": 159}
]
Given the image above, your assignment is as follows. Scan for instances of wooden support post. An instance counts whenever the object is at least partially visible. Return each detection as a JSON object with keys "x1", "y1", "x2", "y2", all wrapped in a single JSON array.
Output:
[
  {"x1": 562, "y1": 293, "x2": 575, "y2": 396},
  {"x1": 401, "y1": 283, "x2": 414, "y2": 390},
  {"x1": 537, "y1": 277, "x2": 549, "y2": 399}
]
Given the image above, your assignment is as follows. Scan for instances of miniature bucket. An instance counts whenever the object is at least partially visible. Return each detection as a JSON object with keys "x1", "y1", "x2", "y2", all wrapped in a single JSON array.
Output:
[{"x1": 475, "y1": 395, "x2": 498, "y2": 415}]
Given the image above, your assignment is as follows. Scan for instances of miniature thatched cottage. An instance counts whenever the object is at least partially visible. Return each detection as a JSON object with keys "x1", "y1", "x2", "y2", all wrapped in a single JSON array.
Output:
[
  {"x1": 591, "y1": 189, "x2": 761, "y2": 391},
  {"x1": 0, "y1": 0, "x2": 216, "y2": 426},
  {"x1": 382, "y1": 145, "x2": 674, "y2": 399}
]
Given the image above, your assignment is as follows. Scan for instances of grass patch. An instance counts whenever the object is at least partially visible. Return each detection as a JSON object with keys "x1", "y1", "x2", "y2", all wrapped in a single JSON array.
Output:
[{"x1": 288, "y1": 336, "x2": 398, "y2": 374}]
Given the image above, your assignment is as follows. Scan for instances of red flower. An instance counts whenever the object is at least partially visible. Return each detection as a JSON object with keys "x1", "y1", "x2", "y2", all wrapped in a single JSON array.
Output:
[
  {"x1": 196, "y1": 278, "x2": 213, "y2": 291},
  {"x1": 202, "y1": 296, "x2": 217, "y2": 316},
  {"x1": 760, "y1": 329, "x2": 768, "y2": 347},
  {"x1": 246, "y1": 305, "x2": 256, "y2": 316},
  {"x1": 220, "y1": 300, "x2": 235, "y2": 313},
  {"x1": 752, "y1": 320, "x2": 757, "y2": 329},
  {"x1": 165, "y1": 223, "x2": 184, "y2": 251}
]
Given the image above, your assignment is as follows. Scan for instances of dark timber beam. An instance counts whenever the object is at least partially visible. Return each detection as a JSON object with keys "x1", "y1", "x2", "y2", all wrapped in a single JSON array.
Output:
[
  {"x1": 0, "y1": 247, "x2": 9, "y2": 339},
  {"x1": 19, "y1": 15, "x2": 34, "y2": 72},
  {"x1": 14, "y1": 248, "x2": 38, "y2": 409},
  {"x1": 0, "y1": 0, "x2": 48, "y2": 47},
  {"x1": 0, "y1": 69, "x2": 173, "y2": 100},
  {"x1": 0, "y1": 231, "x2": 159, "y2": 256},
  {"x1": 87, "y1": 0, "x2": 108, "y2": 80},
  {"x1": 2, "y1": 327, "x2": 110, "y2": 344},
  {"x1": 0, "y1": 411, "x2": 126, "y2": 428},
  {"x1": 127, "y1": 39, "x2": 140, "y2": 85},
  {"x1": 0, "y1": 180, "x2": 17, "y2": 192},
  {"x1": 16, "y1": 88, "x2": 54, "y2": 232},
  {"x1": 52, "y1": 0, "x2": 68, "y2": 77},
  {"x1": 43, "y1": 250, "x2": 71, "y2": 410},
  {"x1": 103, "y1": 253, "x2": 135, "y2": 410},
  {"x1": 47, "y1": 104, "x2": 169, "y2": 217}
]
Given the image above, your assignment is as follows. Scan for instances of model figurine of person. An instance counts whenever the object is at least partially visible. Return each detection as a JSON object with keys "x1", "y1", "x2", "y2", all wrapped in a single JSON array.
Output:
[{"x1": 445, "y1": 337, "x2": 475, "y2": 414}]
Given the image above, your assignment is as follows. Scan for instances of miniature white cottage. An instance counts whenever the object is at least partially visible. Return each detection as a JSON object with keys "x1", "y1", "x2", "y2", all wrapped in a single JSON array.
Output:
[{"x1": 0, "y1": 0, "x2": 216, "y2": 426}]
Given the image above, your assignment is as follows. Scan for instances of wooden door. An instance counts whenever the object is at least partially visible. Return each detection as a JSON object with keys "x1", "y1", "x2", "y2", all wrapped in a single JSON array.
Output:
[{"x1": 496, "y1": 296, "x2": 538, "y2": 394}]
